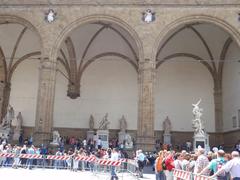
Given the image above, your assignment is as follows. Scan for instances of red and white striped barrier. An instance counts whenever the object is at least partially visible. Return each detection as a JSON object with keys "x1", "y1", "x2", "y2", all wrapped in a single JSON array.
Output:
[
  {"x1": 118, "y1": 158, "x2": 127, "y2": 163},
  {"x1": 173, "y1": 169, "x2": 192, "y2": 180},
  {"x1": 97, "y1": 159, "x2": 121, "y2": 167},
  {"x1": 19, "y1": 154, "x2": 43, "y2": 159},
  {"x1": 193, "y1": 174, "x2": 211, "y2": 180},
  {"x1": 46, "y1": 155, "x2": 70, "y2": 160},
  {"x1": 0, "y1": 153, "x2": 15, "y2": 158},
  {"x1": 74, "y1": 156, "x2": 96, "y2": 162}
]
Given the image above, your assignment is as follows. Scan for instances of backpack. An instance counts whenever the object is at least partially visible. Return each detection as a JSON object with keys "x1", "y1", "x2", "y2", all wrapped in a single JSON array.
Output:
[
  {"x1": 162, "y1": 159, "x2": 167, "y2": 170},
  {"x1": 156, "y1": 157, "x2": 163, "y2": 172},
  {"x1": 216, "y1": 159, "x2": 226, "y2": 177}
]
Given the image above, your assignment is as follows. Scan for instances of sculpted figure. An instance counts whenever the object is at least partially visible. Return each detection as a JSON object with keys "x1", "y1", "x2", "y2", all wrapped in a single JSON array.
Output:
[
  {"x1": 99, "y1": 113, "x2": 110, "y2": 130},
  {"x1": 15, "y1": 112, "x2": 23, "y2": 131},
  {"x1": 52, "y1": 130, "x2": 60, "y2": 144},
  {"x1": 89, "y1": 114, "x2": 94, "y2": 130},
  {"x1": 163, "y1": 116, "x2": 172, "y2": 134},
  {"x1": 119, "y1": 115, "x2": 127, "y2": 132},
  {"x1": 192, "y1": 99, "x2": 205, "y2": 136}
]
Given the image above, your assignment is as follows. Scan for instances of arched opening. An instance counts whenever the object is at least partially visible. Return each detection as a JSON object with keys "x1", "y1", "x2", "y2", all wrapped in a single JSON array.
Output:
[
  {"x1": 0, "y1": 16, "x2": 42, "y2": 135},
  {"x1": 53, "y1": 19, "x2": 140, "y2": 139},
  {"x1": 155, "y1": 19, "x2": 240, "y2": 146}
]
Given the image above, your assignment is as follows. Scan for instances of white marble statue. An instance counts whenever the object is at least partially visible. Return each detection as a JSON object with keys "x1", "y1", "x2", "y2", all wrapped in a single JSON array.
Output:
[
  {"x1": 51, "y1": 130, "x2": 60, "y2": 144},
  {"x1": 99, "y1": 113, "x2": 110, "y2": 130},
  {"x1": 1, "y1": 105, "x2": 15, "y2": 129},
  {"x1": 163, "y1": 116, "x2": 172, "y2": 134},
  {"x1": 15, "y1": 112, "x2": 23, "y2": 131},
  {"x1": 89, "y1": 114, "x2": 94, "y2": 130},
  {"x1": 124, "y1": 133, "x2": 133, "y2": 149},
  {"x1": 192, "y1": 99, "x2": 205, "y2": 136},
  {"x1": 119, "y1": 115, "x2": 127, "y2": 132}
]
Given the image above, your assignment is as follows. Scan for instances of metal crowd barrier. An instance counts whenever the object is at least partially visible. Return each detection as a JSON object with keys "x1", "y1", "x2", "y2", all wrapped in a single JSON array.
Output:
[
  {"x1": 0, "y1": 153, "x2": 138, "y2": 179},
  {"x1": 173, "y1": 168, "x2": 214, "y2": 180}
]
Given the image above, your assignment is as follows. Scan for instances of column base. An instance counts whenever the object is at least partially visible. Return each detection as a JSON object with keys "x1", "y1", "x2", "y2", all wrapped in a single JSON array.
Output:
[
  {"x1": 33, "y1": 131, "x2": 51, "y2": 146},
  {"x1": 136, "y1": 136, "x2": 155, "y2": 151}
]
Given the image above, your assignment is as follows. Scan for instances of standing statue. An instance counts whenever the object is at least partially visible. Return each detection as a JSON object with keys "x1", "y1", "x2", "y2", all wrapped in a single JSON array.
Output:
[
  {"x1": 163, "y1": 116, "x2": 172, "y2": 134},
  {"x1": 15, "y1": 112, "x2": 23, "y2": 131},
  {"x1": 1, "y1": 105, "x2": 15, "y2": 129},
  {"x1": 89, "y1": 114, "x2": 94, "y2": 130},
  {"x1": 99, "y1": 113, "x2": 110, "y2": 130},
  {"x1": 192, "y1": 99, "x2": 205, "y2": 136},
  {"x1": 119, "y1": 115, "x2": 127, "y2": 132}
]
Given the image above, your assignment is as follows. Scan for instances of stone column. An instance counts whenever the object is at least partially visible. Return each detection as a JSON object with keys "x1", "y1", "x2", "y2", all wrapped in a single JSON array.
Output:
[
  {"x1": 34, "y1": 56, "x2": 57, "y2": 145},
  {"x1": 214, "y1": 83, "x2": 224, "y2": 144},
  {"x1": 1, "y1": 82, "x2": 11, "y2": 121},
  {"x1": 137, "y1": 59, "x2": 155, "y2": 151}
]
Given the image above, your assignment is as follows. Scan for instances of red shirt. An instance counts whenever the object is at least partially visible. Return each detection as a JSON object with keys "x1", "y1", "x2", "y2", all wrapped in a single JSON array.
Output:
[{"x1": 165, "y1": 155, "x2": 175, "y2": 171}]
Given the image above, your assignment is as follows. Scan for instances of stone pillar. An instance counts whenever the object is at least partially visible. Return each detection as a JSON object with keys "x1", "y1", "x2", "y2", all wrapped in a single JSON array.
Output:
[
  {"x1": 214, "y1": 84, "x2": 224, "y2": 144},
  {"x1": 137, "y1": 60, "x2": 155, "y2": 151},
  {"x1": 1, "y1": 82, "x2": 11, "y2": 121},
  {"x1": 34, "y1": 56, "x2": 57, "y2": 145}
]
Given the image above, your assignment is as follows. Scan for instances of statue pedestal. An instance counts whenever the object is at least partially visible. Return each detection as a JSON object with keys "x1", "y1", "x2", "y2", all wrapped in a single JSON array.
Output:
[
  {"x1": 87, "y1": 130, "x2": 95, "y2": 141},
  {"x1": 163, "y1": 133, "x2": 172, "y2": 145},
  {"x1": 13, "y1": 129, "x2": 22, "y2": 141},
  {"x1": 97, "y1": 130, "x2": 109, "y2": 149},
  {"x1": 0, "y1": 127, "x2": 12, "y2": 140},
  {"x1": 193, "y1": 133, "x2": 209, "y2": 151},
  {"x1": 118, "y1": 131, "x2": 126, "y2": 144}
]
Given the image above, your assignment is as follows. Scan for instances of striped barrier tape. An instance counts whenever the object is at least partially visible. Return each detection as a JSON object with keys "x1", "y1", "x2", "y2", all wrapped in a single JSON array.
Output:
[
  {"x1": 19, "y1": 154, "x2": 43, "y2": 159},
  {"x1": 46, "y1": 155, "x2": 70, "y2": 160},
  {"x1": 0, "y1": 153, "x2": 127, "y2": 166},
  {"x1": 173, "y1": 169, "x2": 192, "y2": 180},
  {"x1": 97, "y1": 159, "x2": 121, "y2": 166},
  {"x1": 0, "y1": 153, "x2": 15, "y2": 158}
]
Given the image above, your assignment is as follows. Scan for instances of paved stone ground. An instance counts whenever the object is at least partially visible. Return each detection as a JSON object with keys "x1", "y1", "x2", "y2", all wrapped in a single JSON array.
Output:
[{"x1": 0, "y1": 167, "x2": 155, "y2": 180}]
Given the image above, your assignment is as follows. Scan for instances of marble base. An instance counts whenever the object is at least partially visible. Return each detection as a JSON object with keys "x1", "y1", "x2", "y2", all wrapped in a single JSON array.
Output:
[
  {"x1": 193, "y1": 133, "x2": 210, "y2": 151},
  {"x1": 118, "y1": 131, "x2": 126, "y2": 144},
  {"x1": 87, "y1": 130, "x2": 95, "y2": 141},
  {"x1": 13, "y1": 131, "x2": 21, "y2": 141},
  {"x1": 163, "y1": 133, "x2": 172, "y2": 144},
  {"x1": 0, "y1": 127, "x2": 11, "y2": 139},
  {"x1": 97, "y1": 130, "x2": 109, "y2": 149}
]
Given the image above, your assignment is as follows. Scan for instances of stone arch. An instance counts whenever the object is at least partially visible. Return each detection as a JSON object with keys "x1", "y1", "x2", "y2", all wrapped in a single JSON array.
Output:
[
  {"x1": 153, "y1": 14, "x2": 240, "y2": 61},
  {"x1": 153, "y1": 14, "x2": 240, "y2": 133},
  {"x1": 51, "y1": 14, "x2": 144, "y2": 64},
  {"x1": 0, "y1": 14, "x2": 43, "y2": 120}
]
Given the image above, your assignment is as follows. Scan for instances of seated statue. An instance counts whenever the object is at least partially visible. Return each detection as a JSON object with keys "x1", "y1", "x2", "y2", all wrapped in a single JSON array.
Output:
[
  {"x1": 51, "y1": 130, "x2": 60, "y2": 144},
  {"x1": 124, "y1": 133, "x2": 133, "y2": 149}
]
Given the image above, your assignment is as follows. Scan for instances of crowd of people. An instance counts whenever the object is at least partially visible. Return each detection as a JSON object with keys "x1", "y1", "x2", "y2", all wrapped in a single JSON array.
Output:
[
  {"x1": 1, "y1": 136, "x2": 240, "y2": 180},
  {"x1": 154, "y1": 147, "x2": 240, "y2": 180}
]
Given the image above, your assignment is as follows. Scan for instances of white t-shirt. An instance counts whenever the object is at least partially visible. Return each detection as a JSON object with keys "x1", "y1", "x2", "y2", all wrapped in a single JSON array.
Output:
[
  {"x1": 223, "y1": 157, "x2": 240, "y2": 178},
  {"x1": 111, "y1": 152, "x2": 119, "y2": 161}
]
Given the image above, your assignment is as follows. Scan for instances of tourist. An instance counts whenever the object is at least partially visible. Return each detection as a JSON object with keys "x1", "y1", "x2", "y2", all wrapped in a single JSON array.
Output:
[
  {"x1": 164, "y1": 151, "x2": 175, "y2": 180},
  {"x1": 110, "y1": 148, "x2": 119, "y2": 180},
  {"x1": 193, "y1": 148, "x2": 209, "y2": 175},
  {"x1": 155, "y1": 151, "x2": 165, "y2": 180},
  {"x1": 136, "y1": 149, "x2": 146, "y2": 178},
  {"x1": 210, "y1": 151, "x2": 240, "y2": 180},
  {"x1": 198, "y1": 149, "x2": 227, "y2": 179}
]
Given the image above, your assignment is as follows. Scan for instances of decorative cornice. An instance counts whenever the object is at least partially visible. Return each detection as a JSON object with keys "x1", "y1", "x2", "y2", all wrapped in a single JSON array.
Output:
[{"x1": 0, "y1": 0, "x2": 240, "y2": 7}]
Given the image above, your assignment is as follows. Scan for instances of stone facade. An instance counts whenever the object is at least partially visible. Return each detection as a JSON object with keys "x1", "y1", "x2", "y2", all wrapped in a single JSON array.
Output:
[{"x1": 0, "y1": 0, "x2": 240, "y2": 150}]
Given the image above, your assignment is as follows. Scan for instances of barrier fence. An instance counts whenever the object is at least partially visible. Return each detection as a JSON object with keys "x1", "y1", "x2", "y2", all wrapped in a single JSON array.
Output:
[
  {"x1": 173, "y1": 169, "x2": 214, "y2": 180},
  {"x1": 0, "y1": 152, "x2": 138, "y2": 179}
]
